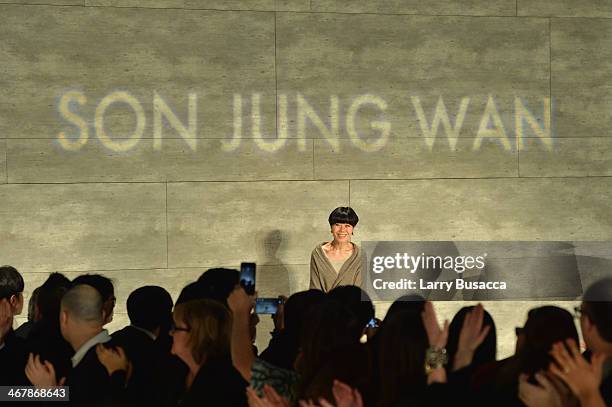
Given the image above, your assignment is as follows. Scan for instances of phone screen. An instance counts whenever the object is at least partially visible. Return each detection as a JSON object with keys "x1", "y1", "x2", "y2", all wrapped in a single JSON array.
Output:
[
  {"x1": 240, "y1": 262, "x2": 256, "y2": 295},
  {"x1": 366, "y1": 318, "x2": 378, "y2": 328},
  {"x1": 255, "y1": 298, "x2": 280, "y2": 314}
]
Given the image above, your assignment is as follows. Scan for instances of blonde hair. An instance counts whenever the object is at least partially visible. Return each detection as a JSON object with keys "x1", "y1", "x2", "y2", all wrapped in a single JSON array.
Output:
[{"x1": 173, "y1": 299, "x2": 232, "y2": 364}]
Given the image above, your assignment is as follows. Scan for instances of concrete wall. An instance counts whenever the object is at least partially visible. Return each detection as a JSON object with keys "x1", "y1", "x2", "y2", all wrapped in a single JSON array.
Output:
[{"x1": 1, "y1": 0, "x2": 610, "y2": 358}]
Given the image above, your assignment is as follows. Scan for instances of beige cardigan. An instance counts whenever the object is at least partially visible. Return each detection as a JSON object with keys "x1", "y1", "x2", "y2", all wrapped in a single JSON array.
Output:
[{"x1": 309, "y1": 243, "x2": 363, "y2": 293}]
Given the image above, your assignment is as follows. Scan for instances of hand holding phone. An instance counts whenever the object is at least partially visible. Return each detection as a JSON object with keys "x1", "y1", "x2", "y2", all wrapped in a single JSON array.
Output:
[{"x1": 255, "y1": 298, "x2": 282, "y2": 314}]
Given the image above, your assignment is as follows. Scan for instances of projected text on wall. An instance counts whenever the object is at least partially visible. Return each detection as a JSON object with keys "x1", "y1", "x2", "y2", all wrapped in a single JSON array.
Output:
[{"x1": 56, "y1": 91, "x2": 553, "y2": 153}]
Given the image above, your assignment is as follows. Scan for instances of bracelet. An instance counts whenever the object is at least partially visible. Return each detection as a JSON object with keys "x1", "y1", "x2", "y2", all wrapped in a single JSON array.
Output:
[{"x1": 424, "y1": 347, "x2": 448, "y2": 375}]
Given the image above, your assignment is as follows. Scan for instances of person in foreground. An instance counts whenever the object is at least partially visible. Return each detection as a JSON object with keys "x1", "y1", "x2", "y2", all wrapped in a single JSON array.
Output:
[
  {"x1": 519, "y1": 278, "x2": 612, "y2": 407},
  {"x1": 310, "y1": 207, "x2": 363, "y2": 293},
  {"x1": 168, "y1": 298, "x2": 248, "y2": 407},
  {"x1": 25, "y1": 284, "x2": 128, "y2": 405}
]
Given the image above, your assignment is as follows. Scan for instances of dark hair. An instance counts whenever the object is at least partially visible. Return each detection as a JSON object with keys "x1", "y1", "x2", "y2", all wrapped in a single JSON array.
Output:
[
  {"x1": 259, "y1": 289, "x2": 326, "y2": 370},
  {"x1": 0, "y1": 266, "x2": 24, "y2": 300},
  {"x1": 72, "y1": 274, "x2": 114, "y2": 302},
  {"x1": 328, "y1": 285, "x2": 374, "y2": 334},
  {"x1": 37, "y1": 273, "x2": 71, "y2": 321},
  {"x1": 197, "y1": 268, "x2": 240, "y2": 305},
  {"x1": 446, "y1": 306, "x2": 497, "y2": 371},
  {"x1": 519, "y1": 306, "x2": 578, "y2": 375},
  {"x1": 328, "y1": 207, "x2": 359, "y2": 227},
  {"x1": 176, "y1": 282, "x2": 205, "y2": 305},
  {"x1": 302, "y1": 344, "x2": 373, "y2": 405},
  {"x1": 384, "y1": 295, "x2": 425, "y2": 320},
  {"x1": 28, "y1": 287, "x2": 40, "y2": 321},
  {"x1": 583, "y1": 278, "x2": 612, "y2": 342},
  {"x1": 284, "y1": 289, "x2": 327, "y2": 336},
  {"x1": 296, "y1": 299, "x2": 362, "y2": 398},
  {"x1": 127, "y1": 286, "x2": 173, "y2": 332},
  {"x1": 377, "y1": 310, "x2": 429, "y2": 407}
]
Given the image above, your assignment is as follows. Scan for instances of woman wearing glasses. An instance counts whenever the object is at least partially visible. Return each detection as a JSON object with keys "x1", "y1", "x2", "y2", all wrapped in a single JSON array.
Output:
[{"x1": 169, "y1": 299, "x2": 248, "y2": 407}]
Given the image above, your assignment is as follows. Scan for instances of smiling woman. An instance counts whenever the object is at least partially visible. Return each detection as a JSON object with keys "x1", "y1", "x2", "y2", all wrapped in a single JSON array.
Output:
[{"x1": 309, "y1": 207, "x2": 364, "y2": 293}]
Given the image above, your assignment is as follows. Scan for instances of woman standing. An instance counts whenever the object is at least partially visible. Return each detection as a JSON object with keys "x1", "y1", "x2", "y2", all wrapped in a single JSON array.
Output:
[{"x1": 309, "y1": 207, "x2": 363, "y2": 293}]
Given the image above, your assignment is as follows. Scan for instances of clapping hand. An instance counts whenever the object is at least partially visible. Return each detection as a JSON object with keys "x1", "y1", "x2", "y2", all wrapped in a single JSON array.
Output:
[
  {"x1": 25, "y1": 353, "x2": 65, "y2": 387},
  {"x1": 298, "y1": 380, "x2": 364, "y2": 407},
  {"x1": 246, "y1": 384, "x2": 290, "y2": 407},
  {"x1": 518, "y1": 372, "x2": 563, "y2": 407},
  {"x1": 421, "y1": 301, "x2": 449, "y2": 349},
  {"x1": 453, "y1": 304, "x2": 491, "y2": 371},
  {"x1": 96, "y1": 344, "x2": 131, "y2": 378},
  {"x1": 549, "y1": 339, "x2": 607, "y2": 406}
]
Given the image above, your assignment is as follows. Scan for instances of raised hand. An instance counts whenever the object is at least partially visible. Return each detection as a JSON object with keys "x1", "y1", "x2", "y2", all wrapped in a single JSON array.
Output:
[
  {"x1": 96, "y1": 344, "x2": 130, "y2": 376},
  {"x1": 549, "y1": 338, "x2": 607, "y2": 406},
  {"x1": 296, "y1": 380, "x2": 363, "y2": 407},
  {"x1": 421, "y1": 301, "x2": 449, "y2": 349},
  {"x1": 228, "y1": 286, "x2": 256, "y2": 316},
  {"x1": 272, "y1": 295, "x2": 288, "y2": 331},
  {"x1": 329, "y1": 380, "x2": 364, "y2": 407},
  {"x1": 453, "y1": 303, "x2": 491, "y2": 371},
  {"x1": 246, "y1": 385, "x2": 290, "y2": 407},
  {"x1": 25, "y1": 353, "x2": 62, "y2": 387},
  {"x1": 518, "y1": 372, "x2": 563, "y2": 407}
]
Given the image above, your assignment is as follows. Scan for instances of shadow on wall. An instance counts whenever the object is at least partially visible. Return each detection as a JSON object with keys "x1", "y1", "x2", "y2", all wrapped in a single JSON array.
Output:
[{"x1": 255, "y1": 229, "x2": 292, "y2": 297}]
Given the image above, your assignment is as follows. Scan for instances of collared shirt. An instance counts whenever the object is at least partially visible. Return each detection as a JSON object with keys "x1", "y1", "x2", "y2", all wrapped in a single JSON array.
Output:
[
  {"x1": 71, "y1": 329, "x2": 111, "y2": 368},
  {"x1": 130, "y1": 325, "x2": 156, "y2": 340}
]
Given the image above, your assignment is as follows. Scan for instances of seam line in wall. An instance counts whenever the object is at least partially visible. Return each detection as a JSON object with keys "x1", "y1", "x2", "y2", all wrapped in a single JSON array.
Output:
[{"x1": 2, "y1": 4, "x2": 610, "y2": 19}]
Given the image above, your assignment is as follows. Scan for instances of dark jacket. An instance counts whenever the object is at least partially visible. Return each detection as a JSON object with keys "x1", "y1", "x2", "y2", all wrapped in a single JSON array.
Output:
[
  {"x1": 25, "y1": 319, "x2": 73, "y2": 381},
  {"x1": 171, "y1": 356, "x2": 248, "y2": 407},
  {"x1": 111, "y1": 325, "x2": 161, "y2": 405},
  {"x1": 66, "y1": 346, "x2": 127, "y2": 406},
  {"x1": 0, "y1": 329, "x2": 29, "y2": 385}
]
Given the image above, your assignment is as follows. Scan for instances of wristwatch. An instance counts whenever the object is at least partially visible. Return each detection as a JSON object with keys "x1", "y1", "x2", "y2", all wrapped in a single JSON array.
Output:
[{"x1": 424, "y1": 347, "x2": 448, "y2": 375}]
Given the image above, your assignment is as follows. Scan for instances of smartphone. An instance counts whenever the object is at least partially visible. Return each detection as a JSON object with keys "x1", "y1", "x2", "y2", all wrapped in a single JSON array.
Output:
[
  {"x1": 240, "y1": 262, "x2": 256, "y2": 295},
  {"x1": 366, "y1": 318, "x2": 379, "y2": 329},
  {"x1": 255, "y1": 298, "x2": 282, "y2": 314}
]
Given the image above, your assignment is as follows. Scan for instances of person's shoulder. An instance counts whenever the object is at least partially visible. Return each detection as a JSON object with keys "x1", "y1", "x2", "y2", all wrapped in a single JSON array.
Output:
[{"x1": 312, "y1": 242, "x2": 328, "y2": 255}]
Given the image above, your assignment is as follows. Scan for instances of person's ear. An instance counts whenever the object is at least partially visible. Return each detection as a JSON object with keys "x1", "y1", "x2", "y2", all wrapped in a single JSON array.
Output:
[
  {"x1": 9, "y1": 293, "x2": 23, "y2": 313},
  {"x1": 60, "y1": 310, "x2": 68, "y2": 325}
]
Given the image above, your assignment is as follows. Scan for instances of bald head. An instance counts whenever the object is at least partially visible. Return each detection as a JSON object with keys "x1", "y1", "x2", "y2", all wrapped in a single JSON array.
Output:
[{"x1": 61, "y1": 284, "x2": 104, "y2": 324}]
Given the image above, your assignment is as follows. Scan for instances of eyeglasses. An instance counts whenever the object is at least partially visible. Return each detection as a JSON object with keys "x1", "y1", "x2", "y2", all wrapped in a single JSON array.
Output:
[{"x1": 170, "y1": 322, "x2": 190, "y2": 334}]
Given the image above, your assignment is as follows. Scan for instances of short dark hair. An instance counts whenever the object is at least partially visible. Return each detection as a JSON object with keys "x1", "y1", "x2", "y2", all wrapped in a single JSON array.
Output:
[
  {"x1": 583, "y1": 278, "x2": 612, "y2": 342},
  {"x1": 520, "y1": 306, "x2": 578, "y2": 375},
  {"x1": 127, "y1": 286, "x2": 173, "y2": 332},
  {"x1": 327, "y1": 285, "x2": 374, "y2": 333},
  {"x1": 176, "y1": 282, "x2": 205, "y2": 305},
  {"x1": 0, "y1": 266, "x2": 24, "y2": 300},
  {"x1": 37, "y1": 273, "x2": 71, "y2": 321},
  {"x1": 197, "y1": 268, "x2": 240, "y2": 305},
  {"x1": 328, "y1": 207, "x2": 359, "y2": 227},
  {"x1": 72, "y1": 274, "x2": 114, "y2": 301}
]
